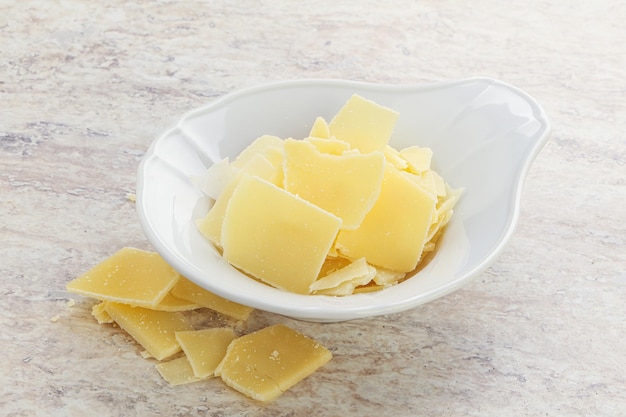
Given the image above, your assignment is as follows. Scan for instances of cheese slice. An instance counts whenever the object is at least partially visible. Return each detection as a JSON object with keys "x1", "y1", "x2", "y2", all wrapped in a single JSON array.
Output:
[
  {"x1": 383, "y1": 145, "x2": 409, "y2": 170},
  {"x1": 400, "y1": 145, "x2": 433, "y2": 174},
  {"x1": 91, "y1": 301, "x2": 113, "y2": 324},
  {"x1": 283, "y1": 138, "x2": 385, "y2": 230},
  {"x1": 304, "y1": 137, "x2": 351, "y2": 155},
  {"x1": 170, "y1": 277, "x2": 253, "y2": 321},
  {"x1": 215, "y1": 324, "x2": 332, "y2": 402},
  {"x1": 104, "y1": 302, "x2": 194, "y2": 360},
  {"x1": 155, "y1": 356, "x2": 203, "y2": 386},
  {"x1": 175, "y1": 328, "x2": 236, "y2": 378},
  {"x1": 372, "y1": 267, "x2": 406, "y2": 286},
  {"x1": 147, "y1": 293, "x2": 201, "y2": 312},
  {"x1": 66, "y1": 247, "x2": 179, "y2": 308},
  {"x1": 308, "y1": 116, "x2": 330, "y2": 139},
  {"x1": 196, "y1": 154, "x2": 281, "y2": 248},
  {"x1": 328, "y1": 94, "x2": 399, "y2": 153},
  {"x1": 335, "y1": 164, "x2": 437, "y2": 272},
  {"x1": 221, "y1": 175, "x2": 342, "y2": 294},
  {"x1": 310, "y1": 258, "x2": 375, "y2": 293},
  {"x1": 231, "y1": 135, "x2": 284, "y2": 170}
]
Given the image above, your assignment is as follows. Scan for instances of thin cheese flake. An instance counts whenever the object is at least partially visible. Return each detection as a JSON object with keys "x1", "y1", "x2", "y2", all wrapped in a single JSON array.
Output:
[{"x1": 156, "y1": 356, "x2": 203, "y2": 386}]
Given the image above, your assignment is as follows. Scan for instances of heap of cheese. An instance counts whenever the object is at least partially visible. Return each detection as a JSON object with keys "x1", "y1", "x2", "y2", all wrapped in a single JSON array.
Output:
[
  {"x1": 66, "y1": 247, "x2": 331, "y2": 401},
  {"x1": 196, "y1": 94, "x2": 461, "y2": 295}
]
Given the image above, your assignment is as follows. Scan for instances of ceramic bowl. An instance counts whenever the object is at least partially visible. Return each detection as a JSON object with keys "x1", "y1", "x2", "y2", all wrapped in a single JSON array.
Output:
[{"x1": 136, "y1": 78, "x2": 550, "y2": 322}]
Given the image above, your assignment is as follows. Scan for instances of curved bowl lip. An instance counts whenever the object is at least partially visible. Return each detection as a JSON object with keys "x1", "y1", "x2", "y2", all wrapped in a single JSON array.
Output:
[{"x1": 136, "y1": 77, "x2": 551, "y2": 321}]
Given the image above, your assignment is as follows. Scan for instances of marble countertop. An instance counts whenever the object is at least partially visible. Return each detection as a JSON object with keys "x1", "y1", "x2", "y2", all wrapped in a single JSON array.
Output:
[{"x1": 2, "y1": 1, "x2": 624, "y2": 416}]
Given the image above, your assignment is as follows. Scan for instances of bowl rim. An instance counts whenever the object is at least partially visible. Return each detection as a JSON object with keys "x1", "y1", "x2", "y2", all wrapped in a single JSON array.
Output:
[{"x1": 136, "y1": 77, "x2": 551, "y2": 321}]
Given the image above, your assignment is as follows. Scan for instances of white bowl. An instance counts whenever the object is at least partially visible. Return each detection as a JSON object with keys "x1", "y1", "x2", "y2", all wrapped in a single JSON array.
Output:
[{"x1": 136, "y1": 78, "x2": 550, "y2": 322}]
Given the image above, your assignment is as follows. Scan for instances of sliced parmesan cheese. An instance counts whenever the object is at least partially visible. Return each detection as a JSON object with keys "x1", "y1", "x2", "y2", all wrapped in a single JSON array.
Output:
[
  {"x1": 308, "y1": 116, "x2": 330, "y2": 139},
  {"x1": 193, "y1": 94, "x2": 461, "y2": 295},
  {"x1": 283, "y1": 138, "x2": 385, "y2": 230},
  {"x1": 175, "y1": 328, "x2": 236, "y2": 378},
  {"x1": 221, "y1": 175, "x2": 342, "y2": 294},
  {"x1": 304, "y1": 136, "x2": 351, "y2": 155},
  {"x1": 104, "y1": 302, "x2": 194, "y2": 361},
  {"x1": 215, "y1": 324, "x2": 332, "y2": 402},
  {"x1": 335, "y1": 164, "x2": 437, "y2": 272},
  {"x1": 170, "y1": 276, "x2": 253, "y2": 321},
  {"x1": 231, "y1": 135, "x2": 283, "y2": 170},
  {"x1": 310, "y1": 257, "x2": 375, "y2": 293},
  {"x1": 156, "y1": 356, "x2": 203, "y2": 386},
  {"x1": 66, "y1": 247, "x2": 179, "y2": 308},
  {"x1": 328, "y1": 94, "x2": 398, "y2": 153},
  {"x1": 383, "y1": 145, "x2": 409, "y2": 170},
  {"x1": 400, "y1": 145, "x2": 433, "y2": 174},
  {"x1": 91, "y1": 301, "x2": 113, "y2": 324},
  {"x1": 372, "y1": 267, "x2": 406, "y2": 286},
  {"x1": 148, "y1": 293, "x2": 201, "y2": 312}
]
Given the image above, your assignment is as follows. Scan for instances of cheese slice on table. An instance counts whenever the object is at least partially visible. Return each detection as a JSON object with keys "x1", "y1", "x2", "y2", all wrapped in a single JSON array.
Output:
[
  {"x1": 175, "y1": 328, "x2": 236, "y2": 378},
  {"x1": 283, "y1": 138, "x2": 385, "y2": 230},
  {"x1": 104, "y1": 302, "x2": 194, "y2": 361},
  {"x1": 91, "y1": 301, "x2": 113, "y2": 324},
  {"x1": 215, "y1": 324, "x2": 332, "y2": 402},
  {"x1": 335, "y1": 164, "x2": 437, "y2": 272},
  {"x1": 156, "y1": 356, "x2": 203, "y2": 386},
  {"x1": 328, "y1": 94, "x2": 399, "y2": 153},
  {"x1": 170, "y1": 276, "x2": 253, "y2": 321},
  {"x1": 66, "y1": 247, "x2": 179, "y2": 308},
  {"x1": 147, "y1": 293, "x2": 201, "y2": 312},
  {"x1": 220, "y1": 175, "x2": 342, "y2": 294},
  {"x1": 308, "y1": 116, "x2": 330, "y2": 139}
]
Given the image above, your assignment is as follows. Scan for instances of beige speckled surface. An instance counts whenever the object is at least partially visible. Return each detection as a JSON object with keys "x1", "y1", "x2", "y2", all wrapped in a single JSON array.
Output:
[{"x1": 2, "y1": 1, "x2": 625, "y2": 416}]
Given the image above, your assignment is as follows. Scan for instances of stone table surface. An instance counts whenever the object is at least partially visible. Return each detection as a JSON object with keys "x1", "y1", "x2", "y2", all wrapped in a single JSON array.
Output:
[{"x1": 1, "y1": 1, "x2": 625, "y2": 416}]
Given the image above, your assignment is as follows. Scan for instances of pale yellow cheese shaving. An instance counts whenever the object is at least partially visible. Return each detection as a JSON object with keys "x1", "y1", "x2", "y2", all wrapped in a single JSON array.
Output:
[{"x1": 155, "y1": 356, "x2": 203, "y2": 386}]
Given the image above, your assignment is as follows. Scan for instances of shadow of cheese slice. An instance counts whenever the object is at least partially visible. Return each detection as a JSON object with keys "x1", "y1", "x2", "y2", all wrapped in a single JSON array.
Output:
[
  {"x1": 65, "y1": 247, "x2": 179, "y2": 308},
  {"x1": 220, "y1": 175, "x2": 342, "y2": 294},
  {"x1": 215, "y1": 324, "x2": 332, "y2": 402}
]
